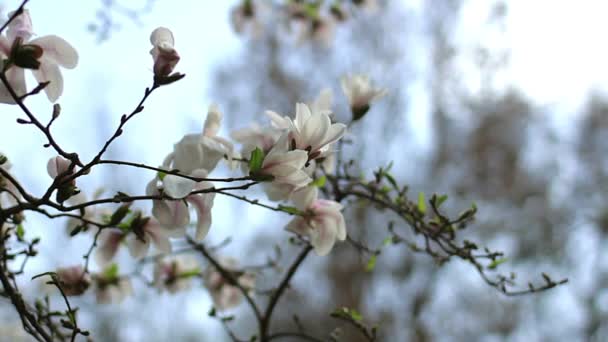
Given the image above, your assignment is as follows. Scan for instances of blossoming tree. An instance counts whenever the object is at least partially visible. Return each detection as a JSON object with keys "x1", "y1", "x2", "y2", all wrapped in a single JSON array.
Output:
[{"x1": 0, "y1": 1, "x2": 568, "y2": 341}]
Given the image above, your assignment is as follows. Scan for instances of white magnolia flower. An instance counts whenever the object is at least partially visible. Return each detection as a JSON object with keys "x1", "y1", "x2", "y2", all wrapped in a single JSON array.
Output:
[
  {"x1": 126, "y1": 216, "x2": 172, "y2": 259},
  {"x1": 169, "y1": 104, "x2": 233, "y2": 175},
  {"x1": 341, "y1": 74, "x2": 387, "y2": 120},
  {"x1": 231, "y1": 123, "x2": 281, "y2": 155},
  {"x1": 147, "y1": 169, "x2": 216, "y2": 241},
  {"x1": 286, "y1": 186, "x2": 346, "y2": 256},
  {"x1": 259, "y1": 134, "x2": 311, "y2": 200},
  {"x1": 55, "y1": 265, "x2": 90, "y2": 296},
  {"x1": 154, "y1": 256, "x2": 200, "y2": 293},
  {"x1": 95, "y1": 228, "x2": 126, "y2": 266},
  {"x1": 150, "y1": 27, "x2": 180, "y2": 77},
  {"x1": 0, "y1": 10, "x2": 78, "y2": 103},
  {"x1": 94, "y1": 273, "x2": 132, "y2": 304},
  {"x1": 204, "y1": 257, "x2": 255, "y2": 310},
  {"x1": 267, "y1": 103, "x2": 346, "y2": 162},
  {"x1": 46, "y1": 156, "x2": 72, "y2": 180}
]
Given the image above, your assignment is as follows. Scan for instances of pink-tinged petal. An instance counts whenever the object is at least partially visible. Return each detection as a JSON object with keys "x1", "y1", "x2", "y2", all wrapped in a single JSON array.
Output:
[
  {"x1": 32, "y1": 61, "x2": 63, "y2": 102},
  {"x1": 152, "y1": 199, "x2": 190, "y2": 231},
  {"x1": 0, "y1": 67, "x2": 26, "y2": 104},
  {"x1": 0, "y1": 36, "x2": 10, "y2": 55},
  {"x1": 163, "y1": 174, "x2": 195, "y2": 199},
  {"x1": 145, "y1": 220, "x2": 172, "y2": 253},
  {"x1": 285, "y1": 216, "x2": 309, "y2": 236},
  {"x1": 291, "y1": 186, "x2": 317, "y2": 210},
  {"x1": 95, "y1": 229, "x2": 124, "y2": 266},
  {"x1": 309, "y1": 220, "x2": 338, "y2": 256},
  {"x1": 127, "y1": 234, "x2": 150, "y2": 258},
  {"x1": 187, "y1": 193, "x2": 215, "y2": 241},
  {"x1": 46, "y1": 156, "x2": 70, "y2": 179},
  {"x1": 29, "y1": 35, "x2": 79, "y2": 69},
  {"x1": 7, "y1": 9, "x2": 33, "y2": 42}
]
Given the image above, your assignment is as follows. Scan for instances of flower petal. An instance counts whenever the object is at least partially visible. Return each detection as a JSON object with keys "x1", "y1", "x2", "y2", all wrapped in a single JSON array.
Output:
[
  {"x1": 29, "y1": 35, "x2": 79, "y2": 69},
  {"x1": 0, "y1": 67, "x2": 26, "y2": 104},
  {"x1": 32, "y1": 61, "x2": 63, "y2": 102},
  {"x1": 309, "y1": 220, "x2": 338, "y2": 256},
  {"x1": 163, "y1": 174, "x2": 195, "y2": 199}
]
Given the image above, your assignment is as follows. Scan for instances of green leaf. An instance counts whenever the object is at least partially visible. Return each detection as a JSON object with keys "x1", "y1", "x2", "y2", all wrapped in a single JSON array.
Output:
[
  {"x1": 104, "y1": 263, "x2": 119, "y2": 280},
  {"x1": 487, "y1": 258, "x2": 508, "y2": 270},
  {"x1": 16, "y1": 224, "x2": 25, "y2": 239},
  {"x1": 347, "y1": 308, "x2": 363, "y2": 322},
  {"x1": 248, "y1": 147, "x2": 264, "y2": 174},
  {"x1": 311, "y1": 175, "x2": 326, "y2": 188},
  {"x1": 157, "y1": 171, "x2": 167, "y2": 181},
  {"x1": 382, "y1": 236, "x2": 393, "y2": 246},
  {"x1": 417, "y1": 192, "x2": 426, "y2": 214},
  {"x1": 436, "y1": 194, "x2": 448, "y2": 207},
  {"x1": 384, "y1": 172, "x2": 398, "y2": 190},
  {"x1": 278, "y1": 205, "x2": 301, "y2": 215},
  {"x1": 365, "y1": 255, "x2": 377, "y2": 272},
  {"x1": 0, "y1": 154, "x2": 7, "y2": 165}
]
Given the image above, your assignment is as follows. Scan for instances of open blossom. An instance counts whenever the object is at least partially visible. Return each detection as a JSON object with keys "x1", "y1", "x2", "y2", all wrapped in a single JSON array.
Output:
[
  {"x1": 167, "y1": 104, "x2": 233, "y2": 175},
  {"x1": 154, "y1": 256, "x2": 200, "y2": 293},
  {"x1": 150, "y1": 27, "x2": 180, "y2": 77},
  {"x1": 341, "y1": 74, "x2": 387, "y2": 120},
  {"x1": 126, "y1": 215, "x2": 171, "y2": 259},
  {"x1": 93, "y1": 269, "x2": 132, "y2": 304},
  {"x1": 204, "y1": 257, "x2": 255, "y2": 310},
  {"x1": 267, "y1": 103, "x2": 346, "y2": 163},
  {"x1": 147, "y1": 169, "x2": 216, "y2": 241},
  {"x1": 0, "y1": 10, "x2": 78, "y2": 103},
  {"x1": 286, "y1": 186, "x2": 346, "y2": 256},
  {"x1": 259, "y1": 134, "x2": 311, "y2": 200},
  {"x1": 95, "y1": 228, "x2": 127, "y2": 266},
  {"x1": 55, "y1": 265, "x2": 90, "y2": 296}
]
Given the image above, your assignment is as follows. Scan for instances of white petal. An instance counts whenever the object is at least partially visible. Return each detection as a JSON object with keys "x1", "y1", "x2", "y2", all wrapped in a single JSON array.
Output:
[
  {"x1": 29, "y1": 35, "x2": 79, "y2": 69},
  {"x1": 322, "y1": 124, "x2": 347, "y2": 147},
  {"x1": 127, "y1": 235, "x2": 150, "y2": 259},
  {"x1": 0, "y1": 67, "x2": 26, "y2": 104},
  {"x1": 150, "y1": 27, "x2": 175, "y2": 47},
  {"x1": 188, "y1": 193, "x2": 215, "y2": 241},
  {"x1": 32, "y1": 61, "x2": 63, "y2": 102},
  {"x1": 163, "y1": 175, "x2": 195, "y2": 199},
  {"x1": 285, "y1": 217, "x2": 309, "y2": 236},
  {"x1": 302, "y1": 112, "x2": 330, "y2": 150},
  {"x1": 291, "y1": 186, "x2": 317, "y2": 210},
  {"x1": 203, "y1": 104, "x2": 222, "y2": 137},
  {"x1": 294, "y1": 103, "x2": 311, "y2": 129},
  {"x1": 309, "y1": 221, "x2": 338, "y2": 256}
]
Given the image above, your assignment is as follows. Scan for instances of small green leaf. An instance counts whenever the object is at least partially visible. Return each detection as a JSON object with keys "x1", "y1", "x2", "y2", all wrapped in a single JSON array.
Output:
[
  {"x1": 157, "y1": 171, "x2": 167, "y2": 181},
  {"x1": 384, "y1": 172, "x2": 398, "y2": 190},
  {"x1": 16, "y1": 224, "x2": 25, "y2": 239},
  {"x1": 348, "y1": 308, "x2": 363, "y2": 322},
  {"x1": 311, "y1": 175, "x2": 326, "y2": 188},
  {"x1": 487, "y1": 258, "x2": 508, "y2": 270},
  {"x1": 104, "y1": 263, "x2": 119, "y2": 280},
  {"x1": 248, "y1": 147, "x2": 264, "y2": 174},
  {"x1": 417, "y1": 192, "x2": 426, "y2": 214},
  {"x1": 278, "y1": 205, "x2": 301, "y2": 215},
  {"x1": 365, "y1": 254, "x2": 377, "y2": 272},
  {"x1": 382, "y1": 236, "x2": 393, "y2": 246},
  {"x1": 436, "y1": 194, "x2": 448, "y2": 207},
  {"x1": 208, "y1": 307, "x2": 217, "y2": 317}
]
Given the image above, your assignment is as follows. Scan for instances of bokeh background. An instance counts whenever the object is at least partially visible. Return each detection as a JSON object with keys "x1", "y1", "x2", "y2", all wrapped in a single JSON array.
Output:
[{"x1": 1, "y1": 0, "x2": 608, "y2": 341}]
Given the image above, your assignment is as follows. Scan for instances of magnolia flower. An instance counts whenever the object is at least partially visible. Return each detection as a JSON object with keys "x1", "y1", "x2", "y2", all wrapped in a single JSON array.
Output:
[
  {"x1": 55, "y1": 265, "x2": 90, "y2": 296},
  {"x1": 168, "y1": 104, "x2": 233, "y2": 175},
  {"x1": 147, "y1": 169, "x2": 216, "y2": 241},
  {"x1": 259, "y1": 134, "x2": 311, "y2": 200},
  {"x1": 231, "y1": 123, "x2": 281, "y2": 155},
  {"x1": 341, "y1": 74, "x2": 387, "y2": 121},
  {"x1": 204, "y1": 257, "x2": 255, "y2": 310},
  {"x1": 46, "y1": 156, "x2": 71, "y2": 180},
  {"x1": 230, "y1": 0, "x2": 264, "y2": 37},
  {"x1": 0, "y1": 10, "x2": 78, "y2": 103},
  {"x1": 93, "y1": 272, "x2": 132, "y2": 304},
  {"x1": 150, "y1": 27, "x2": 180, "y2": 77},
  {"x1": 95, "y1": 228, "x2": 127, "y2": 266},
  {"x1": 154, "y1": 256, "x2": 200, "y2": 293},
  {"x1": 267, "y1": 103, "x2": 346, "y2": 163},
  {"x1": 126, "y1": 215, "x2": 171, "y2": 259},
  {"x1": 286, "y1": 186, "x2": 346, "y2": 256}
]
